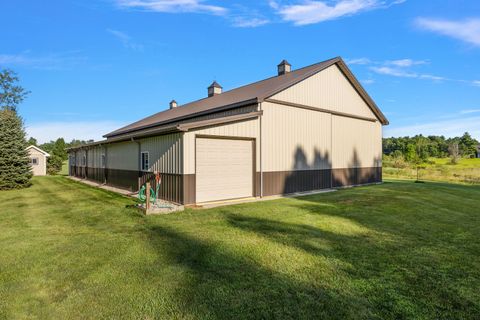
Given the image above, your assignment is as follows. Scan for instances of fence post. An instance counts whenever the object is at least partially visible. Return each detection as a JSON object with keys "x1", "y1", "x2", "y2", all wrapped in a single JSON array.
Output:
[{"x1": 146, "y1": 182, "x2": 151, "y2": 211}]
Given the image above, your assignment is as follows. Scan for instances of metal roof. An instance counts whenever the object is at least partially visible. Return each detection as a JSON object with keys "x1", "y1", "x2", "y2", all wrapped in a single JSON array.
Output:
[{"x1": 105, "y1": 57, "x2": 388, "y2": 138}]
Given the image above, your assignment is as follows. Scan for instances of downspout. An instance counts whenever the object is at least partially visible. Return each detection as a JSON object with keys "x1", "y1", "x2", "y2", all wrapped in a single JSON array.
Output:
[
  {"x1": 132, "y1": 137, "x2": 141, "y2": 190},
  {"x1": 259, "y1": 101, "x2": 263, "y2": 198}
]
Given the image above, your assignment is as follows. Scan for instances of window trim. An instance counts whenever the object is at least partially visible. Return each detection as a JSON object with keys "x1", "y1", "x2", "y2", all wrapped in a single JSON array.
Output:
[
  {"x1": 31, "y1": 157, "x2": 39, "y2": 165},
  {"x1": 141, "y1": 151, "x2": 150, "y2": 172}
]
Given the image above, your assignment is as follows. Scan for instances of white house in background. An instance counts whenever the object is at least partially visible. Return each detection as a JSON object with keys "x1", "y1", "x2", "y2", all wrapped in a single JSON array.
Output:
[{"x1": 26, "y1": 145, "x2": 50, "y2": 176}]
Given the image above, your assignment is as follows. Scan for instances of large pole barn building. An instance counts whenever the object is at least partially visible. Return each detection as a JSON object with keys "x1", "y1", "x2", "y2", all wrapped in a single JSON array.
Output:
[{"x1": 68, "y1": 57, "x2": 388, "y2": 205}]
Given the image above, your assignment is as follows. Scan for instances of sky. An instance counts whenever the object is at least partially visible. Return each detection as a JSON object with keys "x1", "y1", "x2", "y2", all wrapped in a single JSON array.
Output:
[{"x1": 1, "y1": 0, "x2": 479, "y2": 143}]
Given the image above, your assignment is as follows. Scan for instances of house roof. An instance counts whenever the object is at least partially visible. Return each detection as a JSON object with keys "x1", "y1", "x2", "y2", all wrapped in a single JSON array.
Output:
[
  {"x1": 105, "y1": 57, "x2": 388, "y2": 138},
  {"x1": 26, "y1": 145, "x2": 50, "y2": 157}
]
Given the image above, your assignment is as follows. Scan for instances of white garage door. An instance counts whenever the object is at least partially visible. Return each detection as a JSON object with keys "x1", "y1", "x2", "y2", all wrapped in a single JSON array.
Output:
[{"x1": 196, "y1": 137, "x2": 253, "y2": 203}]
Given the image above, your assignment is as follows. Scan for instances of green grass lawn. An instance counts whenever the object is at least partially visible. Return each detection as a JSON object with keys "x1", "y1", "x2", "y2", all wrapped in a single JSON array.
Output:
[
  {"x1": 1, "y1": 177, "x2": 479, "y2": 319},
  {"x1": 384, "y1": 157, "x2": 480, "y2": 184}
]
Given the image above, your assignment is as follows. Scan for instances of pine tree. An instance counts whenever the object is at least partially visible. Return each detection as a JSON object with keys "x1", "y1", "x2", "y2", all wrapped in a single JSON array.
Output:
[
  {"x1": 0, "y1": 69, "x2": 32, "y2": 189},
  {"x1": 0, "y1": 110, "x2": 33, "y2": 189}
]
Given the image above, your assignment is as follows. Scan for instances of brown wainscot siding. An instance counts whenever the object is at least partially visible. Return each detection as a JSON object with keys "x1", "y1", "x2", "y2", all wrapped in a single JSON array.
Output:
[
  {"x1": 332, "y1": 167, "x2": 382, "y2": 188},
  {"x1": 262, "y1": 169, "x2": 332, "y2": 197},
  {"x1": 85, "y1": 167, "x2": 106, "y2": 184},
  {"x1": 105, "y1": 168, "x2": 139, "y2": 192},
  {"x1": 139, "y1": 172, "x2": 184, "y2": 204},
  {"x1": 183, "y1": 174, "x2": 196, "y2": 205}
]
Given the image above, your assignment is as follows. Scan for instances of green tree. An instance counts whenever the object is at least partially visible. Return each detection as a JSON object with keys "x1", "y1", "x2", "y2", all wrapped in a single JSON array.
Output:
[
  {"x1": 27, "y1": 137, "x2": 38, "y2": 146},
  {"x1": 39, "y1": 137, "x2": 68, "y2": 174},
  {"x1": 459, "y1": 132, "x2": 478, "y2": 158},
  {"x1": 46, "y1": 155, "x2": 63, "y2": 175},
  {"x1": 0, "y1": 110, "x2": 32, "y2": 189},
  {"x1": 53, "y1": 138, "x2": 67, "y2": 161},
  {"x1": 405, "y1": 144, "x2": 416, "y2": 162},
  {"x1": 0, "y1": 69, "x2": 29, "y2": 112}
]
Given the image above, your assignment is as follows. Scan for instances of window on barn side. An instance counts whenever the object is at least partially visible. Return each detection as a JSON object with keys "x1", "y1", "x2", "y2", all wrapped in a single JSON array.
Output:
[
  {"x1": 141, "y1": 152, "x2": 149, "y2": 171},
  {"x1": 31, "y1": 158, "x2": 38, "y2": 165}
]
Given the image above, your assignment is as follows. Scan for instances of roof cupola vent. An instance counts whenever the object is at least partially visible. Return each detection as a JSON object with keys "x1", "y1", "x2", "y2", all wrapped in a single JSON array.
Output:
[
  {"x1": 277, "y1": 59, "x2": 291, "y2": 76},
  {"x1": 208, "y1": 81, "x2": 222, "y2": 97},
  {"x1": 169, "y1": 100, "x2": 178, "y2": 109}
]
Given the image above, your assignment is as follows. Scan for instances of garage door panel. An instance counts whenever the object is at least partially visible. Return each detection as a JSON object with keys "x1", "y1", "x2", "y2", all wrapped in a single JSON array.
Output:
[{"x1": 196, "y1": 138, "x2": 253, "y2": 203}]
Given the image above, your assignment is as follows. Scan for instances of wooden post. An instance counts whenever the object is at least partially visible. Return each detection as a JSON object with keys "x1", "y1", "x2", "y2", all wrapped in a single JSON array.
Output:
[{"x1": 146, "y1": 182, "x2": 151, "y2": 211}]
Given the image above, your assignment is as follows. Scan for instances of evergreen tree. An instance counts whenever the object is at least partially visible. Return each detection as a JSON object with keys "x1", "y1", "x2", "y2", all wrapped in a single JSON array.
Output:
[
  {"x1": 0, "y1": 69, "x2": 32, "y2": 189},
  {"x1": 0, "y1": 110, "x2": 32, "y2": 189},
  {"x1": 0, "y1": 69, "x2": 29, "y2": 112}
]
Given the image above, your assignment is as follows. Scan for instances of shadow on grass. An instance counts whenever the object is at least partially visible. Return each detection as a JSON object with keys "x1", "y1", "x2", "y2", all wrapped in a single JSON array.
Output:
[{"x1": 145, "y1": 223, "x2": 374, "y2": 319}]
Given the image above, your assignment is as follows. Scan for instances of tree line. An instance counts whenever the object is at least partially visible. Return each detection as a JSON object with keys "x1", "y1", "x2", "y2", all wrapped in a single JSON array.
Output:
[{"x1": 383, "y1": 133, "x2": 479, "y2": 164}]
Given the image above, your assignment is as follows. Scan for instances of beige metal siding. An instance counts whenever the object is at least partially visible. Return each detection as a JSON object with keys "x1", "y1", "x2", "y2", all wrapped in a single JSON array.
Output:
[
  {"x1": 139, "y1": 133, "x2": 183, "y2": 174},
  {"x1": 261, "y1": 101, "x2": 332, "y2": 172},
  {"x1": 332, "y1": 115, "x2": 382, "y2": 169},
  {"x1": 106, "y1": 141, "x2": 138, "y2": 170},
  {"x1": 86, "y1": 145, "x2": 103, "y2": 168},
  {"x1": 27, "y1": 149, "x2": 47, "y2": 176},
  {"x1": 271, "y1": 65, "x2": 376, "y2": 119},
  {"x1": 183, "y1": 117, "x2": 259, "y2": 175},
  {"x1": 76, "y1": 149, "x2": 86, "y2": 166},
  {"x1": 196, "y1": 138, "x2": 253, "y2": 203}
]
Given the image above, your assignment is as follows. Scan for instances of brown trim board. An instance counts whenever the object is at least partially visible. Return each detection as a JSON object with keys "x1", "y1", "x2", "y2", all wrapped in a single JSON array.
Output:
[{"x1": 265, "y1": 98, "x2": 378, "y2": 123}]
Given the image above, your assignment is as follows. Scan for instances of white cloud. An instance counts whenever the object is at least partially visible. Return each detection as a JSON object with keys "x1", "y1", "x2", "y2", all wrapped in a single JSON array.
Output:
[
  {"x1": 387, "y1": 59, "x2": 427, "y2": 67},
  {"x1": 274, "y1": 0, "x2": 404, "y2": 26},
  {"x1": 415, "y1": 18, "x2": 480, "y2": 47},
  {"x1": 25, "y1": 121, "x2": 125, "y2": 144},
  {"x1": 115, "y1": 0, "x2": 227, "y2": 15},
  {"x1": 384, "y1": 116, "x2": 480, "y2": 140},
  {"x1": 346, "y1": 57, "x2": 371, "y2": 65},
  {"x1": 361, "y1": 79, "x2": 375, "y2": 84},
  {"x1": 418, "y1": 74, "x2": 446, "y2": 81},
  {"x1": 0, "y1": 52, "x2": 87, "y2": 70},
  {"x1": 370, "y1": 66, "x2": 418, "y2": 78},
  {"x1": 371, "y1": 66, "x2": 447, "y2": 82},
  {"x1": 107, "y1": 29, "x2": 144, "y2": 51},
  {"x1": 460, "y1": 109, "x2": 480, "y2": 114},
  {"x1": 231, "y1": 17, "x2": 269, "y2": 28},
  {"x1": 473, "y1": 80, "x2": 480, "y2": 87}
]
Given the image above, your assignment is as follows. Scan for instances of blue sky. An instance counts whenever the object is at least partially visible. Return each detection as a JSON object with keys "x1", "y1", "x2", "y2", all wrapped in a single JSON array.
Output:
[{"x1": 1, "y1": 0, "x2": 479, "y2": 143}]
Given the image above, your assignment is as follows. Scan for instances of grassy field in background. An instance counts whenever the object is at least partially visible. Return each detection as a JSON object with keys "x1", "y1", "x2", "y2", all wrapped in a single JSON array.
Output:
[
  {"x1": 384, "y1": 157, "x2": 480, "y2": 184},
  {"x1": 1, "y1": 176, "x2": 479, "y2": 319}
]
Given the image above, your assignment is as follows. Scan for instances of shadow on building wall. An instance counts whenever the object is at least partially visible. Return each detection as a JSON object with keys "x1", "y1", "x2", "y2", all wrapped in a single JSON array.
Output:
[
  {"x1": 274, "y1": 146, "x2": 332, "y2": 196},
  {"x1": 272, "y1": 146, "x2": 382, "y2": 196}
]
